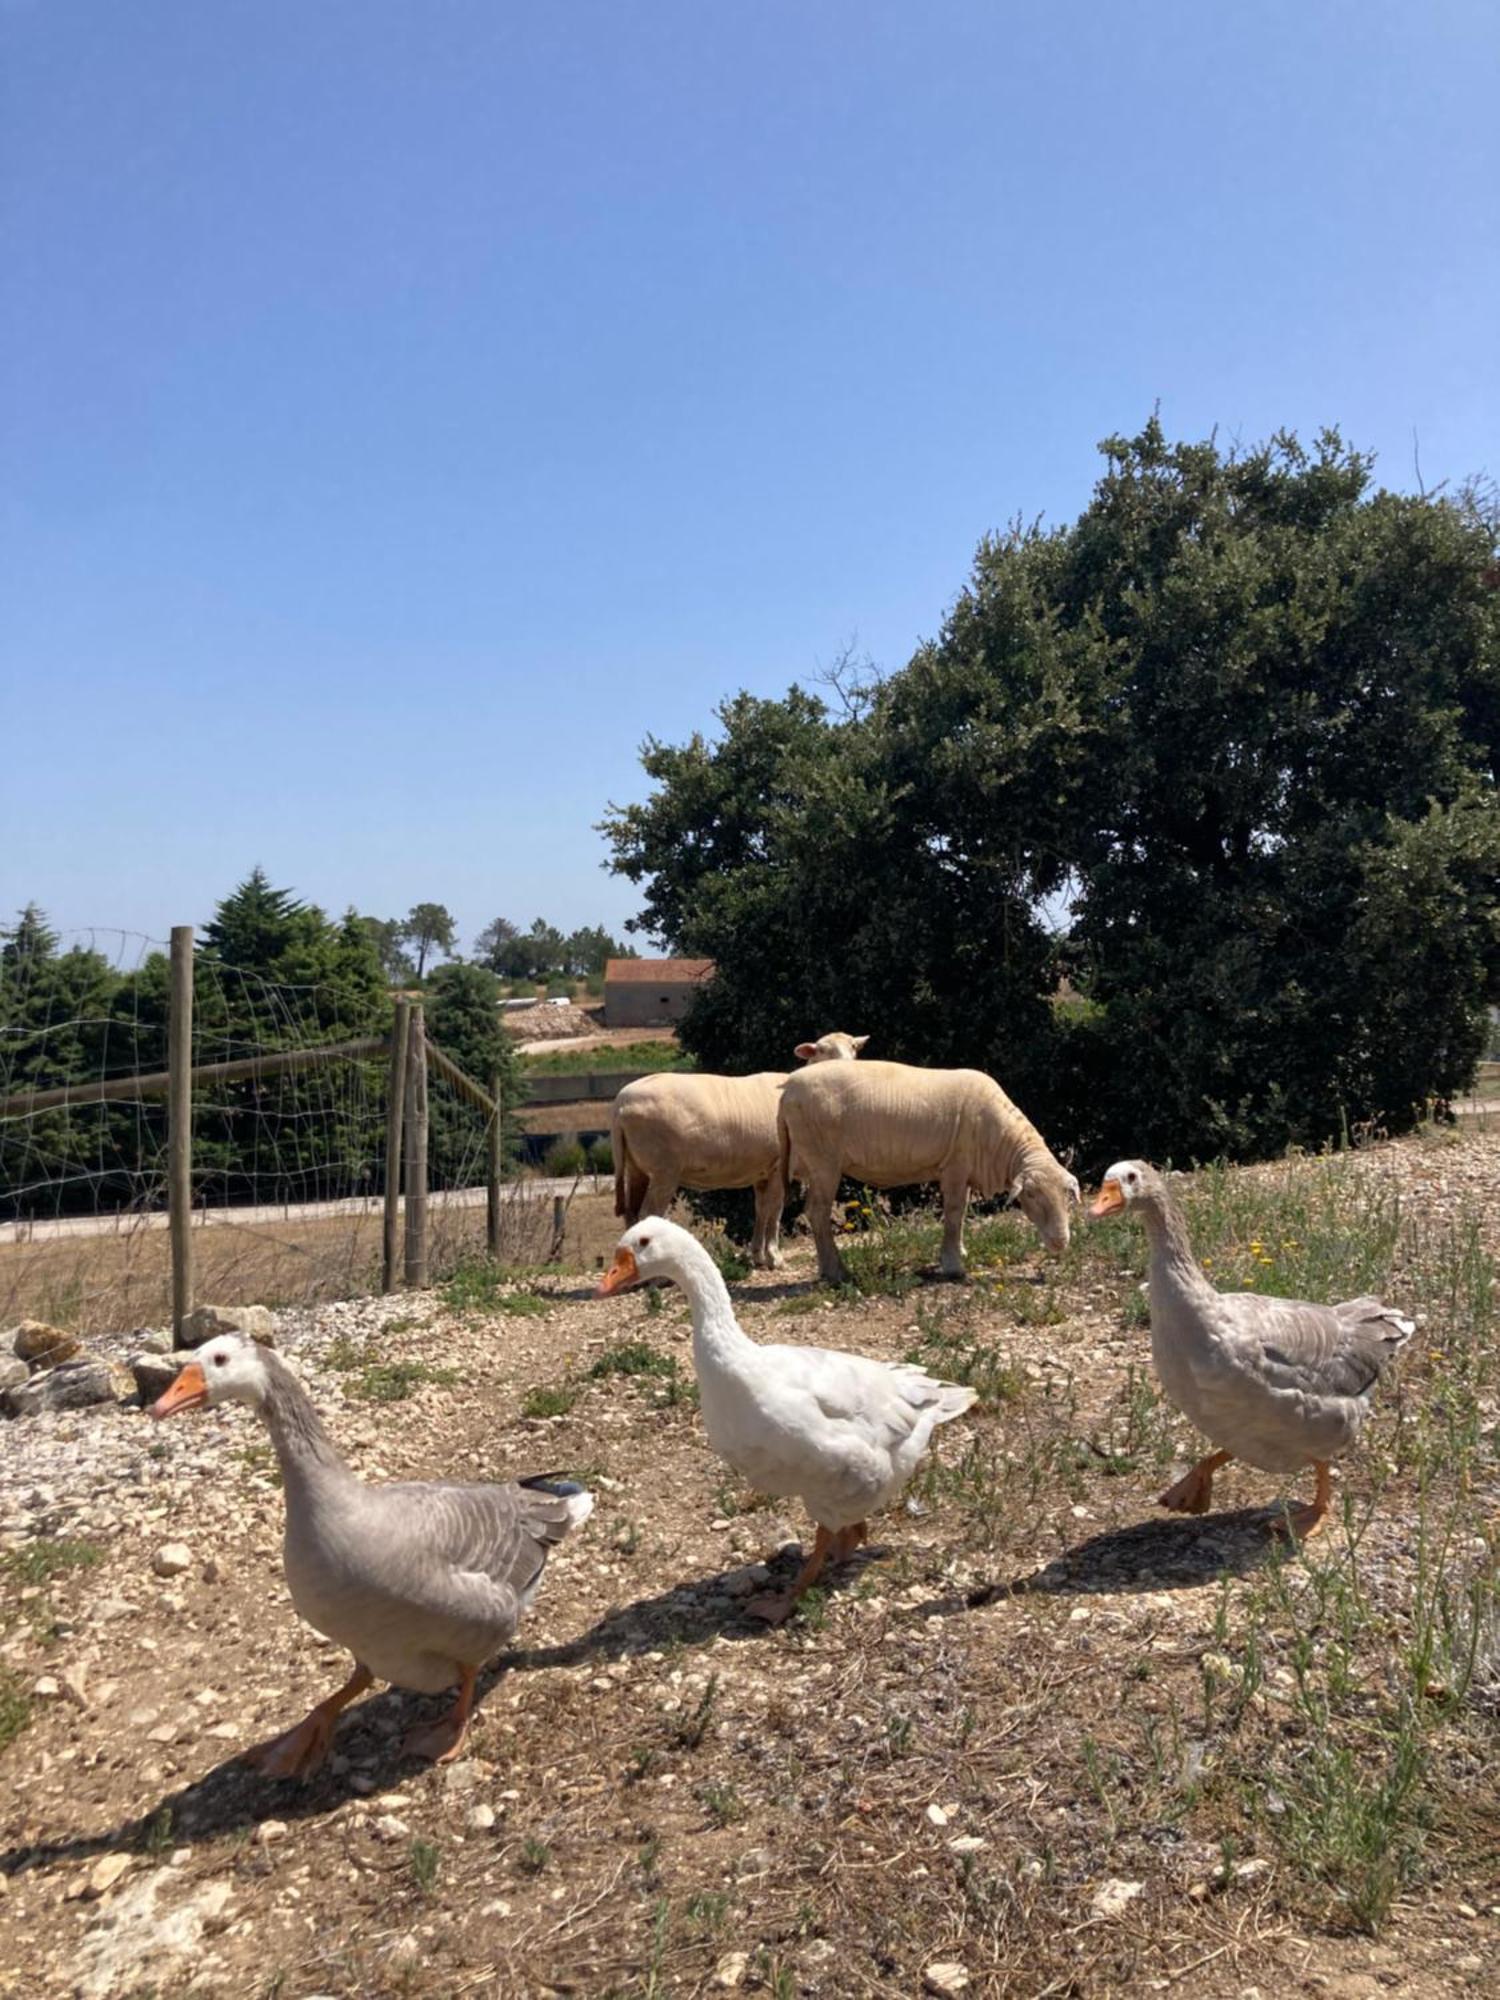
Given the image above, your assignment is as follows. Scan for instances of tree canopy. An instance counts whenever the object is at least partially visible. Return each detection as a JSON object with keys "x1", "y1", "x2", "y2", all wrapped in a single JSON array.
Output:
[
  {"x1": 400, "y1": 902, "x2": 457, "y2": 978},
  {"x1": 604, "y1": 422, "x2": 1500, "y2": 1167},
  {"x1": 472, "y1": 915, "x2": 635, "y2": 982}
]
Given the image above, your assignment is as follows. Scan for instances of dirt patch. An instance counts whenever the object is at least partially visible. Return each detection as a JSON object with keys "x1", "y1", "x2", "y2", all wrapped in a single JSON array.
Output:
[
  {"x1": 1, "y1": 1129, "x2": 1497, "y2": 1996},
  {"x1": 505, "y1": 1003, "x2": 604, "y2": 1045}
]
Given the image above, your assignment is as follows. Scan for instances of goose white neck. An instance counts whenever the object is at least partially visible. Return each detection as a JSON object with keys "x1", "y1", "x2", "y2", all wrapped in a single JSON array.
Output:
[{"x1": 664, "y1": 1239, "x2": 754, "y2": 1366}]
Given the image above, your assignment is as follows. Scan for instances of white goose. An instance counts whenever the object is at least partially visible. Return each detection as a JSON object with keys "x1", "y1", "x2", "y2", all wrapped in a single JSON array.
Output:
[
  {"x1": 598, "y1": 1218, "x2": 976, "y2": 1622},
  {"x1": 1091, "y1": 1161, "x2": 1414, "y2": 1536},
  {"x1": 151, "y1": 1336, "x2": 592, "y2": 1775}
]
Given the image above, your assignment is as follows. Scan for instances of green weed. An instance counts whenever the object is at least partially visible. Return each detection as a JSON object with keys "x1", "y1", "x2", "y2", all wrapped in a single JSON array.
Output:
[
  {"x1": 0, "y1": 1669, "x2": 31, "y2": 1756},
  {"x1": 521, "y1": 1381, "x2": 580, "y2": 1419},
  {"x1": 1, "y1": 1539, "x2": 103, "y2": 1588},
  {"x1": 351, "y1": 1360, "x2": 459, "y2": 1403},
  {"x1": 440, "y1": 1258, "x2": 551, "y2": 1316},
  {"x1": 698, "y1": 1780, "x2": 747, "y2": 1827},
  {"x1": 409, "y1": 1837, "x2": 441, "y2": 1895},
  {"x1": 589, "y1": 1341, "x2": 678, "y2": 1380}
]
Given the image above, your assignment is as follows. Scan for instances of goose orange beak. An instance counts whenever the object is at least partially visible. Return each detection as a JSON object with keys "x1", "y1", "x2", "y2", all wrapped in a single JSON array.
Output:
[
  {"x1": 150, "y1": 1361, "x2": 209, "y2": 1418},
  {"x1": 597, "y1": 1248, "x2": 640, "y2": 1297},
  {"x1": 1089, "y1": 1179, "x2": 1125, "y2": 1219}
]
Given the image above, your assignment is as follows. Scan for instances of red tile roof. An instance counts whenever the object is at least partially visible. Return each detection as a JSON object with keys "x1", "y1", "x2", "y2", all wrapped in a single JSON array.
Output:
[{"x1": 603, "y1": 957, "x2": 715, "y2": 985}]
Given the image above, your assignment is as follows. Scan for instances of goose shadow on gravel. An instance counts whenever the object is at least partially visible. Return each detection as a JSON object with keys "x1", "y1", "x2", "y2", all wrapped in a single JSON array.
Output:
[
  {"x1": 915, "y1": 1507, "x2": 1283, "y2": 1620},
  {"x1": 0, "y1": 1550, "x2": 865, "y2": 1873}
]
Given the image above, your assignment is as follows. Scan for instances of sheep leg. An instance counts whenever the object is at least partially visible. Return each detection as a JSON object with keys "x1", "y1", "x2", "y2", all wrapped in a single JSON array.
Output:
[
  {"x1": 638, "y1": 1175, "x2": 678, "y2": 1219},
  {"x1": 937, "y1": 1178, "x2": 970, "y2": 1280},
  {"x1": 621, "y1": 1164, "x2": 650, "y2": 1226},
  {"x1": 804, "y1": 1174, "x2": 849, "y2": 1285},
  {"x1": 749, "y1": 1169, "x2": 784, "y2": 1270}
]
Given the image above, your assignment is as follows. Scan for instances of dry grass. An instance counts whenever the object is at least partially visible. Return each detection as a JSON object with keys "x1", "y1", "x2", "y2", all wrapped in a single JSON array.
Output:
[{"x1": 0, "y1": 1188, "x2": 626, "y2": 1333}]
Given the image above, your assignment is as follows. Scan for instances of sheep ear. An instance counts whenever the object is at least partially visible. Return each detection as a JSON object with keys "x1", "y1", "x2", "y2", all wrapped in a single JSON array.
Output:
[
  {"x1": 794, "y1": 1042, "x2": 817, "y2": 1061},
  {"x1": 1008, "y1": 1170, "x2": 1028, "y2": 1200},
  {"x1": 852, "y1": 1036, "x2": 869, "y2": 1052},
  {"x1": 1066, "y1": 1173, "x2": 1081, "y2": 1204}
]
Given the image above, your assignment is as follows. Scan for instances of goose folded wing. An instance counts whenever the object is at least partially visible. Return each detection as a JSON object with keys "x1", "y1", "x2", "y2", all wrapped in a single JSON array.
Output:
[
  {"x1": 376, "y1": 1481, "x2": 566, "y2": 1613},
  {"x1": 789, "y1": 1349, "x2": 966, "y2": 1449},
  {"x1": 1222, "y1": 1295, "x2": 1399, "y2": 1399}
]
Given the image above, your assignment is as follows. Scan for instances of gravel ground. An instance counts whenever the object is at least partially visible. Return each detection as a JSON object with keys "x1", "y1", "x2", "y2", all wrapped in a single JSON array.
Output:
[{"x1": 1, "y1": 1126, "x2": 1497, "y2": 1999}]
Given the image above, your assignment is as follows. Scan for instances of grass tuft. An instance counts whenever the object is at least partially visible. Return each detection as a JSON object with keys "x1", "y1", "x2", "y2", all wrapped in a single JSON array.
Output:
[{"x1": 0, "y1": 1539, "x2": 104, "y2": 1588}]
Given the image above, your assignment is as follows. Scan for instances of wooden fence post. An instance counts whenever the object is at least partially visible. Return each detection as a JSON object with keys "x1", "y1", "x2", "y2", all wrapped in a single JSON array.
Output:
[
  {"x1": 382, "y1": 998, "x2": 410, "y2": 1292},
  {"x1": 403, "y1": 1004, "x2": 429, "y2": 1287},
  {"x1": 486, "y1": 1069, "x2": 503, "y2": 1259},
  {"x1": 168, "y1": 925, "x2": 194, "y2": 1341}
]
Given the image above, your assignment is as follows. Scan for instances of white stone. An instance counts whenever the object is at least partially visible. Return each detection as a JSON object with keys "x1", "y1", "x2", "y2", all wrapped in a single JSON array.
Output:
[
  {"x1": 924, "y1": 1965, "x2": 971, "y2": 1996},
  {"x1": 85, "y1": 1853, "x2": 134, "y2": 1899},
  {"x1": 152, "y1": 1543, "x2": 193, "y2": 1579},
  {"x1": 1090, "y1": 1878, "x2": 1145, "y2": 1920},
  {"x1": 713, "y1": 1952, "x2": 750, "y2": 1989},
  {"x1": 466, "y1": 1804, "x2": 496, "y2": 1831}
]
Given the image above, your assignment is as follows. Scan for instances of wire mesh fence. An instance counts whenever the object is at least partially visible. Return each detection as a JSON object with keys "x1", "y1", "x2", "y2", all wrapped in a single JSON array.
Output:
[{"x1": 0, "y1": 928, "x2": 572, "y2": 1332}]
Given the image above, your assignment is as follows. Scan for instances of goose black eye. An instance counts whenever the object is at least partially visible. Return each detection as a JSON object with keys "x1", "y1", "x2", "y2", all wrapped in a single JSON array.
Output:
[
  {"x1": 638, "y1": 1235, "x2": 652, "y2": 1249},
  {"x1": 213, "y1": 1353, "x2": 229, "y2": 1367}
]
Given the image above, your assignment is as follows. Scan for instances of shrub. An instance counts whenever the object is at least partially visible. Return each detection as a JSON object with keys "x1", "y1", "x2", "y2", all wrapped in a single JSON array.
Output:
[{"x1": 545, "y1": 1134, "x2": 587, "y2": 1177}]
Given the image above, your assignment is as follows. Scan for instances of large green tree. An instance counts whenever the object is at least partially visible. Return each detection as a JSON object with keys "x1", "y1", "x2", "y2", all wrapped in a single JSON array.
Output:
[{"x1": 605, "y1": 423, "x2": 1500, "y2": 1166}]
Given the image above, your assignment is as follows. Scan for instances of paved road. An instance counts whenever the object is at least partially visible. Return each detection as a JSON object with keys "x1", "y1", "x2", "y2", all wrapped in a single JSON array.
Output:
[{"x1": 3, "y1": 1174, "x2": 611, "y2": 1246}]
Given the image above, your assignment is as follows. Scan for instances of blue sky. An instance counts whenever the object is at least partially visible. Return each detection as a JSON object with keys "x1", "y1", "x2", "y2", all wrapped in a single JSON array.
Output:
[{"x1": 4, "y1": 0, "x2": 1496, "y2": 956}]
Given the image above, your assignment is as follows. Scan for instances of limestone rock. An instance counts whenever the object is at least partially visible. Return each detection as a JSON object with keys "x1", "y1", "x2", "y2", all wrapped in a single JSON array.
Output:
[
  {"x1": 4, "y1": 1359, "x2": 115, "y2": 1419},
  {"x1": 85, "y1": 1853, "x2": 134, "y2": 1900},
  {"x1": 1090, "y1": 1877, "x2": 1144, "y2": 1920},
  {"x1": 130, "y1": 1352, "x2": 197, "y2": 1403},
  {"x1": 0, "y1": 1356, "x2": 28, "y2": 1395},
  {"x1": 178, "y1": 1304, "x2": 275, "y2": 1350},
  {"x1": 152, "y1": 1544, "x2": 193, "y2": 1579},
  {"x1": 923, "y1": 1966, "x2": 970, "y2": 1997},
  {"x1": 11, "y1": 1320, "x2": 82, "y2": 1369}
]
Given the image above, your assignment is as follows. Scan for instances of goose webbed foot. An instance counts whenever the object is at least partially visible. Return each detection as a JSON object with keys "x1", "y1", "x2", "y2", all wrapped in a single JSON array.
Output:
[
  {"x1": 401, "y1": 1663, "x2": 478, "y2": 1764},
  {"x1": 1271, "y1": 1462, "x2": 1332, "y2": 1542},
  {"x1": 1158, "y1": 1449, "x2": 1233, "y2": 1515},
  {"x1": 245, "y1": 1662, "x2": 373, "y2": 1779},
  {"x1": 746, "y1": 1524, "x2": 835, "y2": 1624}
]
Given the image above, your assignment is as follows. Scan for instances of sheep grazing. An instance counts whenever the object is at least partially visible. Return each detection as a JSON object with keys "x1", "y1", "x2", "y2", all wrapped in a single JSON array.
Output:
[{"x1": 777, "y1": 1060, "x2": 1079, "y2": 1283}]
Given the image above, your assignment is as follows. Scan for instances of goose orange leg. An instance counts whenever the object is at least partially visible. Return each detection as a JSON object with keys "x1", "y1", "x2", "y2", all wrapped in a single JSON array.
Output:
[
  {"x1": 245, "y1": 1662, "x2": 374, "y2": 1779},
  {"x1": 1159, "y1": 1449, "x2": 1233, "y2": 1516},
  {"x1": 747, "y1": 1525, "x2": 835, "y2": 1625},
  {"x1": 1272, "y1": 1461, "x2": 1332, "y2": 1541},
  {"x1": 402, "y1": 1663, "x2": 479, "y2": 1764}
]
